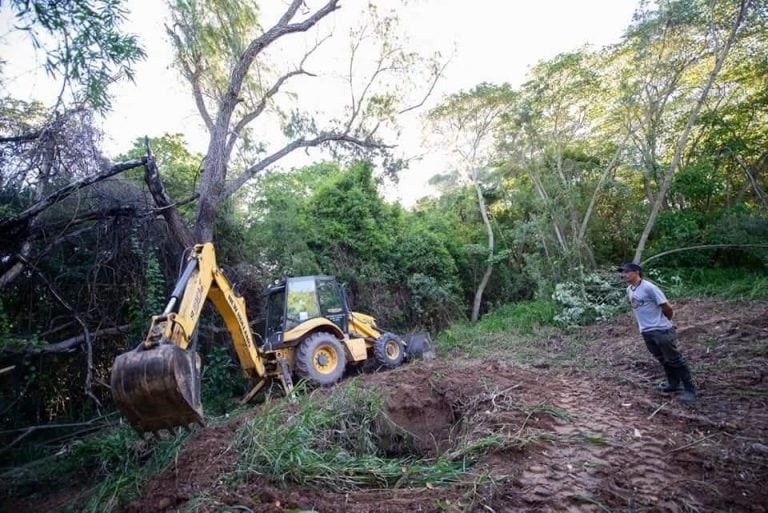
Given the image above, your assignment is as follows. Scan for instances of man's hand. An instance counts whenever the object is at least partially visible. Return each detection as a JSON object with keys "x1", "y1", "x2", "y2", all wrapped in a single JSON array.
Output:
[{"x1": 661, "y1": 302, "x2": 674, "y2": 321}]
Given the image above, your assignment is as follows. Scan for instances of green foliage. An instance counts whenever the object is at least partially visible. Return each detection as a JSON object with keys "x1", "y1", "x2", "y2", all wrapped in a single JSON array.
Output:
[
  {"x1": 242, "y1": 162, "x2": 341, "y2": 276},
  {"x1": 4, "y1": 425, "x2": 189, "y2": 512},
  {"x1": 670, "y1": 161, "x2": 724, "y2": 207},
  {"x1": 406, "y1": 273, "x2": 463, "y2": 332},
  {"x1": 651, "y1": 267, "x2": 768, "y2": 300},
  {"x1": 126, "y1": 236, "x2": 165, "y2": 343},
  {"x1": 308, "y1": 161, "x2": 393, "y2": 257},
  {"x1": 167, "y1": 0, "x2": 262, "y2": 102},
  {"x1": 0, "y1": 298, "x2": 44, "y2": 352},
  {"x1": 493, "y1": 300, "x2": 560, "y2": 334},
  {"x1": 201, "y1": 346, "x2": 246, "y2": 414},
  {"x1": 0, "y1": 299, "x2": 9, "y2": 339},
  {"x1": 7, "y1": 0, "x2": 145, "y2": 111},
  {"x1": 552, "y1": 271, "x2": 627, "y2": 326},
  {"x1": 436, "y1": 299, "x2": 559, "y2": 357},
  {"x1": 116, "y1": 133, "x2": 202, "y2": 220},
  {"x1": 649, "y1": 207, "x2": 768, "y2": 268}
]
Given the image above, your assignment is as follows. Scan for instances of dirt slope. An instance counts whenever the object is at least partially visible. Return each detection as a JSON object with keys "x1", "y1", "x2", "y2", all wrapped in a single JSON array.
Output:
[
  {"x1": 121, "y1": 299, "x2": 768, "y2": 513},
  {"x1": 6, "y1": 299, "x2": 766, "y2": 512}
]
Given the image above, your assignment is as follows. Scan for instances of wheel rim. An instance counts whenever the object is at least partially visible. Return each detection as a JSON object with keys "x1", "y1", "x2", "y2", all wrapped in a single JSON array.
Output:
[
  {"x1": 313, "y1": 344, "x2": 338, "y2": 374},
  {"x1": 385, "y1": 340, "x2": 401, "y2": 360}
]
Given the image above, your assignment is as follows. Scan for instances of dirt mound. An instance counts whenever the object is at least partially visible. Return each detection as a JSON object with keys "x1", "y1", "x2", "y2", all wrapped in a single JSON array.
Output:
[
  {"x1": 124, "y1": 300, "x2": 768, "y2": 513},
  {"x1": 9, "y1": 299, "x2": 767, "y2": 512}
]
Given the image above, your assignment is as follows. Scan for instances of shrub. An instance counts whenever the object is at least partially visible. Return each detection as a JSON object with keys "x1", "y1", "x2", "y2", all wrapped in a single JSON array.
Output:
[{"x1": 552, "y1": 270, "x2": 626, "y2": 326}]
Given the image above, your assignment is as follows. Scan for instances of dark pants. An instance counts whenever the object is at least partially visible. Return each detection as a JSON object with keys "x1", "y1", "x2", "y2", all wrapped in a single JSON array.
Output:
[{"x1": 641, "y1": 328, "x2": 695, "y2": 391}]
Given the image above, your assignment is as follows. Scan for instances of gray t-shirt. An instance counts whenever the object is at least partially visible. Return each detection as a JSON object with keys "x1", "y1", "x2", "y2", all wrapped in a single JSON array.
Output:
[{"x1": 627, "y1": 280, "x2": 673, "y2": 332}]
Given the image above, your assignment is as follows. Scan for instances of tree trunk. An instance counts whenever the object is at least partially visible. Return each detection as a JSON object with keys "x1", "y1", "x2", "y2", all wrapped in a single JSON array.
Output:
[
  {"x1": 143, "y1": 151, "x2": 194, "y2": 248},
  {"x1": 577, "y1": 137, "x2": 629, "y2": 267},
  {"x1": 633, "y1": 0, "x2": 750, "y2": 263},
  {"x1": 471, "y1": 176, "x2": 494, "y2": 323},
  {"x1": 528, "y1": 168, "x2": 568, "y2": 255}
]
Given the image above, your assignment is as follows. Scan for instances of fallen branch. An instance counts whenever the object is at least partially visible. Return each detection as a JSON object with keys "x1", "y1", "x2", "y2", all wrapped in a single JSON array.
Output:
[
  {"x1": 668, "y1": 432, "x2": 720, "y2": 454},
  {"x1": 1, "y1": 324, "x2": 131, "y2": 355},
  {"x1": 143, "y1": 140, "x2": 194, "y2": 248},
  {"x1": 0, "y1": 416, "x2": 110, "y2": 456},
  {"x1": 0, "y1": 158, "x2": 147, "y2": 237},
  {"x1": 0, "y1": 131, "x2": 42, "y2": 144},
  {"x1": 13, "y1": 256, "x2": 102, "y2": 409},
  {"x1": 635, "y1": 398, "x2": 720, "y2": 427},
  {"x1": 647, "y1": 400, "x2": 671, "y2": 420}
]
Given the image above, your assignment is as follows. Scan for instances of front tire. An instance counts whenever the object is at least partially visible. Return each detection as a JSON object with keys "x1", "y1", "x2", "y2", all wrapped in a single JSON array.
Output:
[
  {"x1": 295, "y1": 332, "x2": 347, "y2": 385},
  {"x1": 373, "y1": 333, "x2": 405, "y2": 368}
]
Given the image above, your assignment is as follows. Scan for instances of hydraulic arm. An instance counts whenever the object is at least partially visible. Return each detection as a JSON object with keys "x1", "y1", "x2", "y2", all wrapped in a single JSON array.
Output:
[{"x1": 111, "y1": 243, "x2": 266, "y2": 434}]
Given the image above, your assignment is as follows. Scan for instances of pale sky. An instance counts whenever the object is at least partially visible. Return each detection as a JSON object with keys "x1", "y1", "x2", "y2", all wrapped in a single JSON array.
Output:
[{"x1": 1, "y1": 0, "x2": 640, "y2": 206}]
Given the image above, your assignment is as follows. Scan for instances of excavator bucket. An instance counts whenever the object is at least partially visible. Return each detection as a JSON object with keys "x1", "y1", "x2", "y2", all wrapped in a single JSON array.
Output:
[
  {"x1": 404, "y1": 332, "x2": 436, "y2": 360},
  {"x1": 111, "y1": 344, "x2": 204, "y2": 434}
]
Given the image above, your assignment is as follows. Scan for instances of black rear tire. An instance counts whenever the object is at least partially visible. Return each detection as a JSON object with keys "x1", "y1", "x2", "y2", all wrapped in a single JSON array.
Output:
[
  {"x1": 373, "y1": 333, "x2": 405, "y2": 368},
  {"x1": 295, "y1": 332, "x2": 347, "y2": 385}
]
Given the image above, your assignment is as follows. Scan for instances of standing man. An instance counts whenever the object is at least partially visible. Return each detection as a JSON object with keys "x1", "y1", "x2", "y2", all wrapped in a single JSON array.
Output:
[{"x1": 618, "y1": 263, "x2": 697, "y2": 404}]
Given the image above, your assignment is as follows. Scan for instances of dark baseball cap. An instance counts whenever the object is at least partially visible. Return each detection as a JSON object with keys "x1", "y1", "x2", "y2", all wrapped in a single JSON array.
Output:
[{"x1": 617, "y1": 262, "x2": 642, "y2": 273}]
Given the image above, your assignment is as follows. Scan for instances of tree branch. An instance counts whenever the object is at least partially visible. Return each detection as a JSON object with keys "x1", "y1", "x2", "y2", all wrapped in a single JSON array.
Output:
[
  {"x1": 226, "y1": 31, "x2": 329, "y2": 157},
  {"x1": 225, "y1": 68, "x2": 312, "y2": 156},
  {"x1": 1, "y1": 324, "x2": 132, "y2": 355},
  {"x1": 399, "y1": 58, "x2": 450, "y2": 115},
  {"x1": 0, "y1": 416, "x2": 110, "y2": 457},
  {"x1": 143, "y1": 139, "x2": 194, "y2": 248},
  {"x1": 0, "y1": 158, "x2": 147, "y2": 237},
  {"x1": 225, "y1": 0, "x2": 340, "y2": 110},
  {"x1": 14, "y1": 254, "x2": 102, "y2": 408},
  {"x1": 0, "y1": 131, "x2": 42, "y2": 144},
  {"x1": 641, "y1": 244, "x2": 768, "y2": 266},
  {"x1": 222, "y1": 133, "x2": 389, "y2": 198},
  {"x1": 167, "y1": 28, "x2": 215, "y2": 132}
]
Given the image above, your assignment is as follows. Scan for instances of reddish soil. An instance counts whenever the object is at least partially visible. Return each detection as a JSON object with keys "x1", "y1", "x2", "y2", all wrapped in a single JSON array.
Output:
[{"x1": 9, "y1": 299, "x2": 768, "y2": 512}]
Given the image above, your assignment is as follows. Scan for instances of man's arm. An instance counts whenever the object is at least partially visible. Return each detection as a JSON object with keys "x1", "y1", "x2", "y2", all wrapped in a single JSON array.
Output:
[{"x1": 660, "y1": 302, "x2": 674, "y2": 320}]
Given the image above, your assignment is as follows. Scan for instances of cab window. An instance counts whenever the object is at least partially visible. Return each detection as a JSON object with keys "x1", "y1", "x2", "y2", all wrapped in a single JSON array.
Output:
[
  {"x1": 265, "y1": 288, "x2": 285, "y2": 336},
  {"x1": 317, "y1": 280, "x2": 343, "y2": 315},
  {"x1": 286, "y1": 277, "x2": 320, "y2": 328}
]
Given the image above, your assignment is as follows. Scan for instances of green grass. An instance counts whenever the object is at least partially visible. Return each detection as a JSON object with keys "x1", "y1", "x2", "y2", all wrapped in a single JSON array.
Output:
[
  {"x1": 2, "y1": 423, "x2": 191, "y2": 512},
  {"x1": 564, "y1": 433, "x2": 611, "y2": 446},
  {"x1": 435, "y1": 299, "x2": 559, "y2": 358},
  {"x1": 5, "y1": 267, "x2": 764, "y2": 510},
  {"x1": 523, "y1": 403, "x2": 572, "y2": 423},
  {"x1": 435, "y1": 267, "x2": 766, "y2": 362},
  {"x1": 228, "y1": 384, "x2": 474, "y2": 491},
  {"x1": 479, "y1": 300, "x2": 559, "y2": 334},
  {"x1": 656, "y1": 267, "x2": 768, "y2": 300}
]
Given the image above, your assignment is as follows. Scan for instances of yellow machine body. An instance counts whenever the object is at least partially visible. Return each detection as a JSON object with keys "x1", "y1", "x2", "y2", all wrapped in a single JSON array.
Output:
[{"x1": 111, "y1": 243, "x2": 431, "y2": 435}]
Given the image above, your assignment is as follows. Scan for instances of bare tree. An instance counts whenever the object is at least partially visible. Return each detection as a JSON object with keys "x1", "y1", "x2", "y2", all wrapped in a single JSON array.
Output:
[
  {"x1": 633, "y1": 0, "x2": 753, "y2": 262},
  {"x1": 165, "y1": 0, "x2": 445, "y2": 244},
  {"x1": 429, "y1": 84, "x2": 513, "y2": 322}
]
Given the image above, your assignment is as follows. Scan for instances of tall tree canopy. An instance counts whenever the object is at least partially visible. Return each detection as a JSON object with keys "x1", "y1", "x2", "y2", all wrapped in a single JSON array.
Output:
[{"x1": 162, "y1": 0, "x2": 444, "y2": 244}]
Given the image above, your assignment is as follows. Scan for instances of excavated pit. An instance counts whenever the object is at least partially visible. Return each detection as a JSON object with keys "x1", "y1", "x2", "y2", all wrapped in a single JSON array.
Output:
[
  {"x1": 14, "y1": 299, "x2": 766, "y2": 513},
  {"x1": 368, "y1": 360, "x2": 542, "y2": 460}
]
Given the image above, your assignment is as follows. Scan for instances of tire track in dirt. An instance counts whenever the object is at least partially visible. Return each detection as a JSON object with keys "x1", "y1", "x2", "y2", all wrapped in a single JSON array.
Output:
[{"x1": 510, "y1": 375, "x2": 700, "y2": 512}]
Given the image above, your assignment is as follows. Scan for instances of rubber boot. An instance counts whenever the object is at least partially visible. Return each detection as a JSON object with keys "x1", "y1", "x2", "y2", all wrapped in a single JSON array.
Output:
[
  {"x1": 657, "y1": 364, "x2": 682, "y2": 394},
  {"x1": 676, "y1": 365, "x2": 697, "y2": 405}
]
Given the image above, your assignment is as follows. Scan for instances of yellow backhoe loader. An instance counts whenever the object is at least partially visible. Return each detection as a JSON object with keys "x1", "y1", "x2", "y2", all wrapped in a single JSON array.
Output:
[{"x1": 111, "y1": 243, "x2": 432, "y2": 434}]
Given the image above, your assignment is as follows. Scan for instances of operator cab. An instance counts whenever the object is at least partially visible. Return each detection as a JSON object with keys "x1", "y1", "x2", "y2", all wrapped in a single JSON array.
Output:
[{"x1": 263, "y1": 276, "x2": 348, "y2": 347}]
